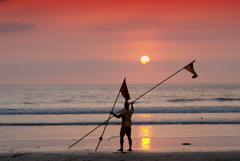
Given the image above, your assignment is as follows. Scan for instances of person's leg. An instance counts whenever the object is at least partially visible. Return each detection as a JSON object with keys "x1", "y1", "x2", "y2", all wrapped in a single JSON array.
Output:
[
  {"x1": 119, "y1": 136, "x2": 124, "y2": 151},
  {"x1": 127, "y1": 135, "x2": 132, "y2": 151},
  {"x1": 126, "y1": 127, "x2": 132, "y2": 151},
  {"x1": 119, "y1": 127, "x2": 125, "y2": 151}
]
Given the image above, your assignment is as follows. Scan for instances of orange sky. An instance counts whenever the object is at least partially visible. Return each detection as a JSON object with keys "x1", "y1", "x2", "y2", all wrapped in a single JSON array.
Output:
[{"x1": 0, "y1": 0, "x2": 240, "y2": 84}]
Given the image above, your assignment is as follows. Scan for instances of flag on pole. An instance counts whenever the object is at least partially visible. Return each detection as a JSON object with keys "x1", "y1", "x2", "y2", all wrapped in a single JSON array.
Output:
[
  {"x1": 184, "y1": 60, "x2": 198, "y2": 78},
  {"x1": 120, "y1": 78, "x2": 130, "y2": 102}
]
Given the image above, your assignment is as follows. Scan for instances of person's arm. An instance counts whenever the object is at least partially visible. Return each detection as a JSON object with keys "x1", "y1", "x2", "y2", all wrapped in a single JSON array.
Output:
[
  {"x1": 111, "y1": 111, "x2": 122, "y2": 118},
  {"x1": 130, "y1": 102, "x2": 134, "y2": 111}
]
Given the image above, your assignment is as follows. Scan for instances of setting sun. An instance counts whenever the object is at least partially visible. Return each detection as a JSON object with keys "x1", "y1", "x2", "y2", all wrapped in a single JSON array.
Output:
[{"x1": 140, "y1": 56, "x2": 150, "y2": 64}]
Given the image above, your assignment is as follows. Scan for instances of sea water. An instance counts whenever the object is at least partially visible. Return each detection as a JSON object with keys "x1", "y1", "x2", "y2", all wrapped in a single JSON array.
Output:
[
  {"x1": 1, "y1": 83, "x2": 240, "y2": 151},
  {"x1": 0, "y1": 83, "x2": 240, "y2": 126}
]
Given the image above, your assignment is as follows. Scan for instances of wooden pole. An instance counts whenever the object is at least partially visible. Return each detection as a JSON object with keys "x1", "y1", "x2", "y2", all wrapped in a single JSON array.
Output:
[
  {"x1": 95, "y1": 90, "x2": 121, "y2": 151},
  {"x1": 131, "y1": 60, "x2": 196, "y2": 103}
]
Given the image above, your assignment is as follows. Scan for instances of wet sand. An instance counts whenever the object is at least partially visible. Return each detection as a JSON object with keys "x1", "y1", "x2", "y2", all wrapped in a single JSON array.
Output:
[
  {"x1": 1, "y1": 125, "x2": 240, "y2": 160},
  {"x1": 1, "y1": 151, "x2": 240, "y2": 161}
]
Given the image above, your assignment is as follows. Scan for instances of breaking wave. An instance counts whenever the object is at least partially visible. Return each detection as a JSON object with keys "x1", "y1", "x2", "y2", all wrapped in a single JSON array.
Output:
[
  {"x1": 1, "y1": 120, "x2": 240, "y2": 126},
  {"x1": 1, "y1": 106, "x2": 240, "y2": 115},
  {"x1": 167, "y1": 97, "x2": 240, "y2": 102}
]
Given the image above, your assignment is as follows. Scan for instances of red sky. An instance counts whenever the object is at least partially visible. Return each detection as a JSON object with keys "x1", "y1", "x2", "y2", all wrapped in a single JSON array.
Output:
[{"x1": 0, "y1": 0, "x2": 240, "y2": 84}]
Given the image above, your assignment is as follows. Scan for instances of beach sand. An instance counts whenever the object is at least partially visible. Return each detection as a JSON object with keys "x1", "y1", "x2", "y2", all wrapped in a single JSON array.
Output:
[
  {"x1": 1, "y1": 125, "x2": 240, "y2": 160},
  {"x1": 1, "y1": 151, "x2": 240, "y2": 161}
]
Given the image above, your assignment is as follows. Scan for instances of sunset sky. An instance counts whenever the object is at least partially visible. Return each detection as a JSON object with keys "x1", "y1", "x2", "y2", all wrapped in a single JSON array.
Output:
[{"x1": 0, "y1": 0, "x2": 240, "y2": 85}]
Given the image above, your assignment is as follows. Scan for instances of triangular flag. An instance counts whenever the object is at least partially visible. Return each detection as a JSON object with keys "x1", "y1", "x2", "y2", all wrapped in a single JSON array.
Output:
[
  {"x1": 184, "y1": 61, "x2": 198, "y2": 78},
  {"x1": 120, "y1": 78, "x2": 130, "y2": 102}
]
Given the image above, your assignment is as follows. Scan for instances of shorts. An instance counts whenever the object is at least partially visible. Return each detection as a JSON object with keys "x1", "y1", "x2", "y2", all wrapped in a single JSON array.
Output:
[{"x1": 120, "y1": 126, "x2": 131, "y2": 137}]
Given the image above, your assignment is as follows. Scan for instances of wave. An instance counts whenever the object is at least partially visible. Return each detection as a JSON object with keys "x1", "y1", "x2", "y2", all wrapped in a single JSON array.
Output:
[
  {"x1": 167, "y1": 97, "x2": 240, "y2": 102},
  {"x1": 1, "y1": 120, "x2": 240, "y2": 126},
  {"x1": 21, "y1": 99, "x2": 75, "y2": 105},
  {"x1": 215, "y1": 98, "x2": 240, "y2": 101},
  {"x1": 22, "y1": 102, "x2": 35, "y2": 105},
  {"x1": 167, "y1": 98, "x2": 204, "y2": 102},
  {"x1": 19, "y1": 97, "x2": 240, "y2": 105},
  {"x1": 57, "y1": 99, "x2": 75, "y2": 103},
  {"x1": 1, "y1": 106, "x2": 240, "y2": 115}
]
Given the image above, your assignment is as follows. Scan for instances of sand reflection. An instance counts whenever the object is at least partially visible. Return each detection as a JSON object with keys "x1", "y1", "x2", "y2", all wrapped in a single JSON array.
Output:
[{"x1": 138, "y1": 125, "x2": 152, "y2": 150}]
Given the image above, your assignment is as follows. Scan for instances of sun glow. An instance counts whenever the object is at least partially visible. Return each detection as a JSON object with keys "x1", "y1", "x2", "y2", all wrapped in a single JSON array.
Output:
[
  {"x1": 141, "y1": 138, "x2": 151, "y2": 150},
  {"x1": 140, "y1": 56, "x2": 150, "y2": 64},
  {"x1": 139, "y1": 126, "x2": 152, "y2": 150}
]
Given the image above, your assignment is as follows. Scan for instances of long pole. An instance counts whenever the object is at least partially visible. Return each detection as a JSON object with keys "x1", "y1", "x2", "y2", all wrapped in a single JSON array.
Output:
[
  {"x1": 68, "y1": 60, "x2": 195, "y2": 149},
  {"x1": 68, "y1": 108, "x2": 123, "y2": 149},
  {"x1": 131, "y1": 60, "x2": 195, "y2": 103},
  {"x1": 95, "y1": 90, "x2": 121, "y2": 151},
  {"x1": 69, "y1": 78, "x2": 125, "y2": 150}
]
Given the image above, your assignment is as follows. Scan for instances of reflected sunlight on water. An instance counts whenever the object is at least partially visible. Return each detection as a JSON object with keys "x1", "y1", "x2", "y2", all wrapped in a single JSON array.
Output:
[
  {"x1": 141, "y1": 138, "x2": 151, "y2": 149},
  {"x1": 138, "y1": 124, "x2": 152, "y2": 150}
]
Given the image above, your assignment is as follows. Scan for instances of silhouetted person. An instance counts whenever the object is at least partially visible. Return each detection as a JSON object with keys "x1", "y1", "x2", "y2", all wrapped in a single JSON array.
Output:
[{"x1": 111, "y1": 102, "x2": 134, "y2": 152}]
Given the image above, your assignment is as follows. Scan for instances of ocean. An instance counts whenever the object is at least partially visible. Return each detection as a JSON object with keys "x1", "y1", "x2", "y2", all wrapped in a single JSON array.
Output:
[{"x1": 0, "y1": 83, "x2": 240, "y2": 126}]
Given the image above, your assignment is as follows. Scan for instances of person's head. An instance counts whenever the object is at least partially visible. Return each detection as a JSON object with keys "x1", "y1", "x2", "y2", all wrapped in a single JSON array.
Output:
[{"x1": 124, "y1": 102, "x2": 129, "y2": 109}]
